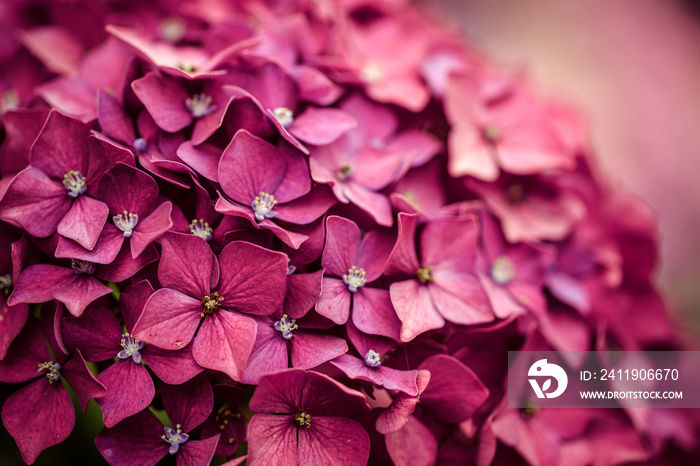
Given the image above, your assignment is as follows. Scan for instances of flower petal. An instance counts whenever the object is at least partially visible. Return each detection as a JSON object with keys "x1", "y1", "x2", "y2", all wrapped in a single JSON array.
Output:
[
  {"x1": 192, "y1": 310, "x2": 257, "y2": 381},
  {"x1": 132, "y1": 288, "x2": 203, "y2": 350},
  {"x1": 57, "y1": 195, "x2": 109, "y2": 250},
  {"x1": 96, "y1": 359, "x2": 155, "y2": 428}
]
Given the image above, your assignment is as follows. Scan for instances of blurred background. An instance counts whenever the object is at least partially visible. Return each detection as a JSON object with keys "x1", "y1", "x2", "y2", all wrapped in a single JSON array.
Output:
[{"x1": 433, "y1": 0, "x2": 700, "y2": 338}]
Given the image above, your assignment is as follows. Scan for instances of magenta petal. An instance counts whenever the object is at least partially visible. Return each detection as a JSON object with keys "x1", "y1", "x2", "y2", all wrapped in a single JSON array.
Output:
[
  {"x1": 29, "y1": 109, "x2": 89, "y2": 179},
  {"x1": 55, "y1": 224, "x2": 124, "y2": 264},
  {"x1": 177, "y1": 436, "x2": 220, "y2": 466},
  {"x1": 300, "y1": 372, "x2": 371, "y2": 416},
  {"x1": 53, "y1": 275, "x2": 112, "y2": 317},
  {"x1": 428, "y1": 279, "x2": 493, "y2": 326},
  {"x1": 284, "y1": 270, "x2": 323, "y2": 319},
  {"x1": 158, "y1": 233, "x2": 218, "y2": 298},
  {"x1": 241, "y1": 320, "x2": 288, "y2": 385},
  {"x1": 192, "y1": 310, "x2": 257, "y2": 381},
  {"x1": 132, "y1": 72, "x2": 193, "y2": 133},
  {"x1": 8, "y1": 264, "x2": 74, "y2": 308},
  {"x1": 330, "y1": 354, "x2": 418, "y2": 395},
  {"x1": 0, "y1": 108, "x2": 50, "y2": 175},
  {"x1": 290, "y1": 332, "x2": 348, "y2": 370},
  {"x1": 0, "y1": 300, "x2": 29, "y2": 360},
  {"x1": 142, "y1": 342, "x2": 203, "y2": 385},
  {"x1": 289, "y1": 107, "x2": 357, "y2": 146},
  {"x1": 132, "y1": 288, "x2": 202, "y2": 350},
  {"x1": 95, "y1": 409, "x2": 168, "y2": 466},
  {"x1": 322, "y1": 216, "x2": 361, "y2": 277},
  {"x1": 385, "y1": 415, "x2": 437, "y2": 466},
  {"x1": 384, "y1": 213, "x2": 421, "y2": 276},
  {"x1": 96, "y1": 89, "x2": 136, "y2": 145},
  {"x1": 273, "y1": 185, "x2": 336, "y2": 225},
  {"x1": 161, "y1": 373, "x2": 214, "y2": 432},
  {"x1": 250, "y1": 369, "x2": 312, "y2": 414},
  {"x1": 0, "y1": 167, "x2": 71, "y2": 237},
  {"x1": 357, "y1": 230, "x2": 395, "y2": 283},
  {"x1": 57, "y1": 195, "x2": 109, "y2": 250},
  {"x1": 418, "y1": 354, "x2": 489, "y2": 423},
  {"x1": 177, "y1": 141, "x2": 221, "y2": 182},
  {"x1": 120, "y1": 280, "x2": 154, "y2": 331},
  {"x1": 1, "y1": 378, "x2": 75, "y2": 464},
  {"x1": 298, "y1": 417, "x2": 370, "y2": 466},
  {"x1": 62, "y1": 306, "x2": 123, "y2": 361},
  {"x1": 315, "y1": 277, "x2": 351, "y2": 325},
  {"x1": 352, "y1": 287, "x2": 402, "y2": 341},
  {"x1": 62, "y1": 349, "x2": 107, "y2": 412},
  {"x1": 390, "y1": 280, "x2": 445, "y2": 342},
  {"x1": 218, "y1": 130, "x2": 286, "y2": 204},
  {"x1": 268, "y1": 148, "x2": 312, "y2": 204},
  {"x1": 96, "y1": 163, "x2": 159, "y2": 216},
  {"x1": 248, "y1": 414, "x2": 297, "y2": 466},
  {"x1": 376, "y1": 370, "x2": 431, "y2": 435},
  {"x1": 343, "y1": 182, "x2": 394, "y2": 227},
  {"x1": 97, "y1": 360, "x2": 155, "y2": 428},
  {"x1": 96, "y1": 242, "x2": 159, "y2": 283},
  {"x1": 130, "y1": 202, "x2": 173, "y2": 258},
  {"x1": 217, "y1": 241, "x2": 287, "y2": 315},
  {"x1": 0, "y1": 318, "x2": 51, "y2": 383},
  {"x1": 85, "y1": 134, "x2": 136, "y2": 189}
]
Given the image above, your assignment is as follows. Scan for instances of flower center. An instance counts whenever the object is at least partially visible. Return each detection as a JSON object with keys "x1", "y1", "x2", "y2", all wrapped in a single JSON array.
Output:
[
  {"x1": 491, "y1": 256, "x2": 516, "y2": 285},
  {"x1": 188, "y1": 219, "x2": 213, "y2": 241},
  {"x1": 113, "y1": 210, "x2": 139, "y2": 237},
  {"x1": 364, "y1": 349, "x2": 382, "y2": 368},
  {"x1": 359, "y1": 62, "x2": 383, "y2": 84},
  {"x1": 521, "y1": 399, "x2": 539, "y2": 418},
  {"x1": 482, "y1": 124, "x2": 502, "y2": 142},
  {"x1": 117, "y1": 333, "x2": 144, "y2": 364},
  {"x1": 132, "y1": 138, "x2": 148, "y2": 154},
  {"x1": 63, "y1": 170, "x2": 87, "y2": 198},
  {"x1": 343, "y1": 266, "x2": 366, "y2": 292},
  {"x1": 185, "y1": 93, "x2": 216, "y2": 118},
  {"x1": 506, "y1": 183, "x2": 526, "y2": 204},
  {"x1": 38, "y1": 361, "x2": 61, "y2": 383},
  {"x1": 158, "y1": 17, "x2": 186, "y2": 42},
  {"x1": 0, "y1": 274, "x2": 12, "y2": 295},
  {"x1": 337, "y1": 164, "x2": 354, "y2": 180},
  {"x1": 178, "y1": 62, "x2": 197, "y2": 72},
  {"x1": 214, "y1": 402, "x2": 242, "y2": 444},
  {"x1": 71, "y1": 259, "x2": 95, "y2": 275},
  {"x1": 294, "y1": 410, "x2": 311, "y2": 429},
  {"x1": 272, "y1": 107, "x2": 294, "y2": 128},
  {"x1": 252, "y1": 192, "x2": 278, "y2": 221},
  {"x1": 1, "y1": 88, "x2": 19, "y2": 114},
  {"x1": 416, "y1": 266, "x2": 433, "y2": 284},
  {"x1": 162, "y1": 424, "x2": 189, "y2": 455},
  {"x1": 274, "y1": 314, "x2": 299, "y2": 339},
  {"x1": 201, "y1": 292, "x2": 223, "y2": 316}
]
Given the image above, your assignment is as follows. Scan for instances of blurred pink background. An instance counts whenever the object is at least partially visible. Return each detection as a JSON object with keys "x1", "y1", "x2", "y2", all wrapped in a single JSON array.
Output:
[{"x1": 433, "y1": 0, "x2": 700, "y2": 334}]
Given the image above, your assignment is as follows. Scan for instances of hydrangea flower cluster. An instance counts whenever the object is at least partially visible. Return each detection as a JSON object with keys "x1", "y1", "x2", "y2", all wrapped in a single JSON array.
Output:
[{"x1": 0, "y1": 0, "x2": 697, "y2": 465}]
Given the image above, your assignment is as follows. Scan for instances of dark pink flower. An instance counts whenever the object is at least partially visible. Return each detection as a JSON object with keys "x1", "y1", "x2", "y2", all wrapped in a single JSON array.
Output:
[
  {"x1": 248, "y1": 369, "x2": 371, "y2": 466},
  {"x1": 200, "y1": 384, "x2": 249, "y2": 457},
  {"x1": 309, "y1": 94, "x2": 441, "y2": 227},
  {"x1": 240, "y1": 311, "x2": 348, "y2": 384},
  {"x1": 0, "y1": 110, "x2": 134, "y2": 250},
  {"x1": 55, "y1": 162, "x2": 173, "y2": 264},
  {"x1": 132, "y1": 233, "x2": 288, "y2": 381},
  {"x1": 215, "y1": 129, "x2": 335, "y2": 249},
  {"x1": 385, "y1": 213, "x2": 493, "y2": 341},
  {"x1": 316, "y1": 215, "x2": 400, "y2": 339},
  {"x1": 95, "y1": 374, "x2": 219, "y2": 466},
  {"x1": 445, "y1": 74, "x2": 575, "y2": 181},
  {"x1": 0, "y1": 317, "x2": 106, "y2": 464},
  {"x1": 476, "y1": 211, "x2": 554, "y2": 319},
  {"x1": 330, "y1": 322, "x2": 419, "y2": 395}
]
